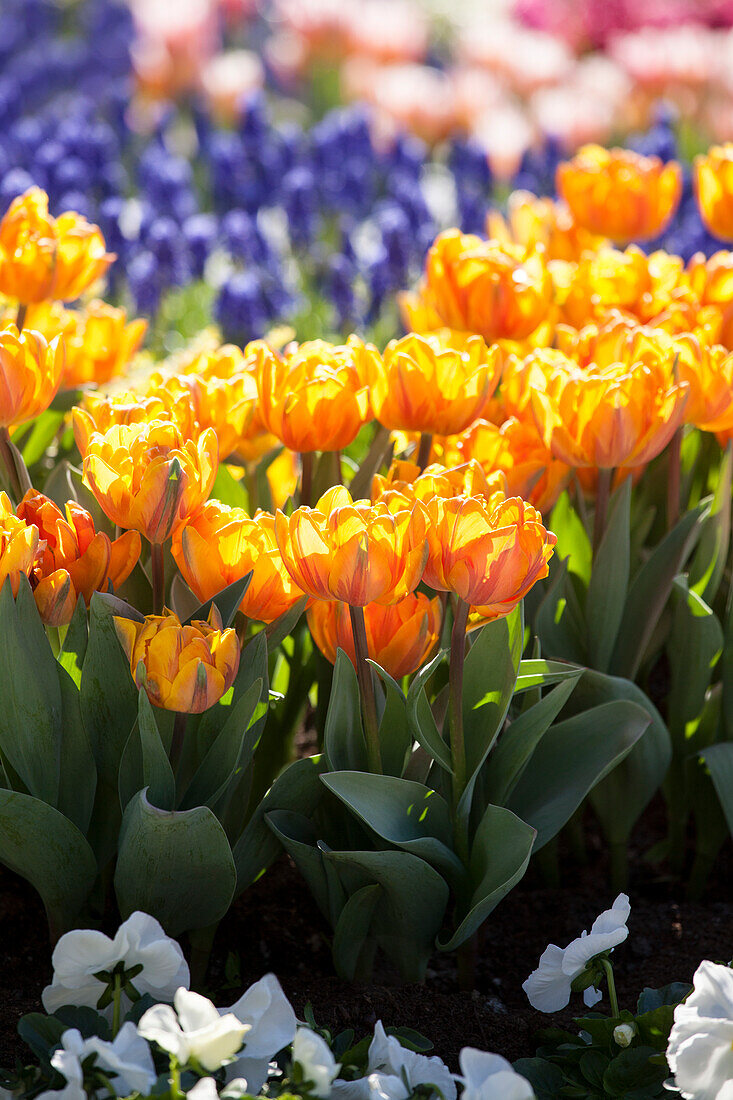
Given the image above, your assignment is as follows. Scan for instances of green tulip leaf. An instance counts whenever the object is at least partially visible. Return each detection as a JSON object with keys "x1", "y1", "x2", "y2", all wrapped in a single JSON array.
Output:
[
  {"x1": 265, "y1": 810, "x2": 346, "y2": 927},
  {"x1": 180, "y1": 679, "x2": 263, "y2": 811},
  {"x1": 324, "y1": 649, "x2": 368, "y2": 772},
  {"x1": 114, "y1": 788, "x2": 236, "y2": 936},
  {"x1": 332, "y1": 884, "x2": 382, "y2": 982},
  {"x1": 514, "y1": 658, "x2": 584, "y2": 693},
  {"x1": 57, "y1": 664, "x2": 97, "y2": 835},
  {"x1": 185, "y1": 573, "x2": 252, "y2": 630},
  {"x1": 406, "y1": 651, "x2": 453, "y2": 773},
  {"x1": 118, "y1": 691, "x2": 176, "y2": 813},
  {"x1": 0, "y1": 790, "x2": 96, "y2": 938},
  {"x1": 439, "y1": 804, "x2": 535, "y2": 950},
  {"x1": 586, "y1": 478, "x2": 631, "y2": 673},
  {"x1": 690, "y1": 442, "x2": 732, "y2": 604},
  {"x1": 667, "y1": 579, "x2": 723, "y2": 743},
  {"x1": 507, "y1": 700, "x2": 649, "y2": 849}
]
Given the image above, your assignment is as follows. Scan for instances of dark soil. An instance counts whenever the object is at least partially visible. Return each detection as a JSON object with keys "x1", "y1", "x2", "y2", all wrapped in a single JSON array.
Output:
[{"x1": 2, "y1": 798, "x2": 732, "y2": 1068}]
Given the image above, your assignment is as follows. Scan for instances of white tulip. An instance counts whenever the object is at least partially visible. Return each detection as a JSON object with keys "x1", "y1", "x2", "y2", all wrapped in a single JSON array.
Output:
[
  {"x1": 522, "y1": 894, "x2": 630, "y2": 1013},
  {"x1": 42, "y1": 911, "x2": 190, "y2": 1017},
  {"x1": 332, "y1": 1021, "x2": 456, "y2": 1100},
  {"x1": 292, "y1": 1028, "x2": 340, "y2": 1098},
  {"x1": 455, "y1": 1048, "x2": 535, "y2": 1100},
  {"x1": 224, "y1": 973, "x2": 297, "y2": 1091},
  {"x1": 139, "y1": 989, "x2": 248, "y2": 1072},
  {"x1": 667, "y1": 959, "x2": 733, "y2": 1100}
]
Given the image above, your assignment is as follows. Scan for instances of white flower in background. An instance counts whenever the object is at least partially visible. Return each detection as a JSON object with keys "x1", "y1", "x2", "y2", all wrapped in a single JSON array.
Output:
[
  {"x1": 456, "y1": 1048, "x2": 535, "y2": 1100},
  {"x1": 522, "y1": 894, "x2": 630, "y2": 1013},
  {"x1": 82, "y1": 1023, "x2": 157, "y2": 1096},
  {"x1": 139, "y1": 988, "x2": 248, "y2": 1072},
  {"x1": 40, "y1": 1024, "x2": 156, "y2": 1100},
  {"x1": 187, "y1": 1079, "x2": 220, "y2": 1100},
  {"x1": 42, "y1": 911, "x2": 190, "y2": 1016},
  {"x1": 332, "y1": 1021, "x2": 456, "y2": 1100},
  {"x1": 667, "y1": 959, "x2": 733, "y2": 1100},
  {"x1": 224, "y1": 973, "x2": 297, "y2": 1091},
  {"x1": 220, "y1": 1079, "x2": 251, "y2": 1099},
  {"x1": 292, "y1": 1028, "x2": 341, "y2": 1098}
]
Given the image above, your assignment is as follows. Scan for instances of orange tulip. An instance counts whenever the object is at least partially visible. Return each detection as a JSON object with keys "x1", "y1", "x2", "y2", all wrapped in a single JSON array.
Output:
[
  {"x1": 73, "y1": 392, "x2": 197, "y2": 455},
  {"x1": 307, "y1": 592, "x2": 442, "y2": 679},
  {"x1": 486, "y1": 189, "x2": 606, "y2": 262},
  {"x1": 16, "y1": 491, "x2": 141, "y2": 626},
  {"x1": 418, "y1": 228, "x2": 553, "y2": 342},
  {"x1": 449, "y1": 416, "x2": 571, "y2": 514},
  {"x1": 60, "y1": 302, "x2": 146, "y2": 389},
  {"x1": 275, "y1": 485, "x2": 428, "y2": 606},
  {"x1": 0, "y1": 490, "x2": 39, "y2": 596},
  {"x1": 694, "y1": 144, "x2": 733, "y2": 241},
  {"x1": 372, "y1": 457, "x2": 504, "y2": 506},
  {"x1": 80, "y1": 419, "x2": 218, "y2": 544},
  {"x1": 115, "y1": 604, "x2": 239, "y2": 713},
  {"x1": 0, "y1": 324, "x2": 64, "y2": 428},
  {"x1": 255, "y1": 337, "x2": 373, "y2": 453},
  {"x1": 557, "y1": 145, "x2": 682, "y2": 244},
  {"x1": 0, "y1": 188, "x2": 114, "y2": 305},
  {"x1": 424, "y1": 494, "x2": 556, "y2": 615},
  {"x1": 529, "y1": 350, "x2": 688, "y2": 469},
  {"x1": 148, "y1": 370, "x2": 259, "y2": 462},
  {"x1": 367, "y1": 331, "x2": 501, "y2": 436},
  {"x1": 172, "y1": 501, "x2": 304, "y2": 624}
]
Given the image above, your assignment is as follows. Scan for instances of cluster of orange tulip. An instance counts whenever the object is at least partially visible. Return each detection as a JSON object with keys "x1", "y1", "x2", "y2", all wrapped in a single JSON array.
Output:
[{"x1": 3, "y1": 141, "x2": 733, "y2": 749}]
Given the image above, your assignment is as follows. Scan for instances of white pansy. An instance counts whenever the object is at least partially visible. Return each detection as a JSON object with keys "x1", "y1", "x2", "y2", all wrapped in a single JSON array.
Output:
[
  {"x1": 522, "y1": 894, "x2": 630, "y2": 1013},
  {"x1": 456, "y1": 1048, "x2": 535, "y2": 1100},
  {"x1": 36, "y1": 1031, "x2": 87, "y2": 1100},
  {"x1": 332, "y1": 1021, "x2": 456, "y2": 1100},
  {"x1": 139, "y1": 988, "x2": 248, "y2": 1073},
  {"x1": 292, "y1": 1028, "x2": 341, "y2": 1098},
  {"x1": 42, "y1": 911, "x2": 190, "y2": 1016},
  {"x1": 667, "y1": 959, "x2": 733, "y2": 1100},
  {"x1": 187, "y1": 1078, "x2": 220, "y2": 1100},
  {"x1": 82, "y1": 1022, "x2": 157, "y2": 1096},
  {"x1": 613, "y1": 1023, "x2": 636, "y2": 1048},
  {"x1": 220, "y1": 1079, "x2": 251, "y2": 1099},
  {"x1": 224, "y1": 974, "x2": 297, "y2": 1091}
]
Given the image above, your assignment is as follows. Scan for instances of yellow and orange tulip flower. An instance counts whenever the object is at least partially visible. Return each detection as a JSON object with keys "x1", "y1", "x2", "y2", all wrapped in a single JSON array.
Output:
[
  {"x1": 0, "y1": 490, "x2": 39, "y2": 596},
  {"x1": 79, "y1": 419, "x2": 218, "y2": 545},
  {"x1": 418, "y1": 228, "x2": 553, "y2": 342},
  {"x1": 367, "y1": 331, "x2": 501, "y2": 436},
  {"x1": 529, "y1": 351, "x2": 688, "y2": 469},
  {"x1": 0, "y1": 324, "x2": 64, "y2": 428},
  {"x1": 275, "y1": 485, "x2": 428, "y2": 606},
  {"x1": 486, "y1": 190, "x2": 606, "y2": 262},
  {"x1": 61, "y1": 302, "x2": 146, "y2": 389},
  {"x1": 172, "y1": 501, "x2": 304, "y2": 624},
  {"x1": 557, "y1": 145, "x2": 682, "y2": 244},
  {"x1": 424, "y1": 494, "x2": 556, "y2": 616},
  {"x1": 307, "y1": 592, "x2": 442, "y2": 679},
  {"x1": 16, "y1": 491, "x2": 141, "y2": 626},
  {"x1": 372, "y1": 457, "x2": 504, "y2": 506},
  {"x1": 115, "y1": 604, "x2": 240, "y2": 713},
  {"x1": 148, "y1": 370, "x2": 259, "y2": 462},
  {"x1": 256, "y1": 337, "x2": 373, "y2": 453},
  {"x1": 0, "y1": 188, "x2": 114, "y2": 305},
  {"x1": 694, "y1": 144, "x2": 733, "y2": 241}
]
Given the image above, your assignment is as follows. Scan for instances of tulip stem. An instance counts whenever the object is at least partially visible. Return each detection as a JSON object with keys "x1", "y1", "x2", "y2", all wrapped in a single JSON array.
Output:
[
  {"x1": 151, "y1": 542, "x2": 165, "y2": 615},
  {"x1": 416, "y1": 432, "x2": 433, "y2": 472},
  {"x1": 449, "y1": 598, "x2": 470, "y2": 863},
  {"x1": 600, "y1": 957, "x2": 620, "y2": 1018},
  {"x1": 300, "y1": 451, "x2": 314, "y2": 507},
  {"x1": 0, "y1": 426, "x2": 31, "y2": 501},
  {"x1": 15, "y1": 303, "x2": 26, "y2": 334},
  {"x1": 170, "y1": 712, "x2": 187, "y2": 775},
  {"x1": 667, "y1": 427, "x2": 682, "y2": 532},
  {"x1": 593, "y1": 468, "x2": 613, "y2": 557},
  {"x1": 349, "y1": 604, "x2": 382, "y2": 774}
]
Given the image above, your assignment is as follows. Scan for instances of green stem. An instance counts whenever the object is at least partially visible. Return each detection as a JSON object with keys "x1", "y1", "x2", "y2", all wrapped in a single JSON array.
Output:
[
  {"x1": 169, "y1": 1059, "x2": 185, "y2": 1100},
  {"x1": 0, "y1": 425, "x2": 31, "y2": 501},
  {"x1": 600, "y1": 957, "x2": 620, "y2": 1018},
  {"x1": 170, "y1": 712, "x2": 188, "y2": 775},
  {"x1": 349, "y1": 604, "x2": 382, "y2": 774},
  {"x1": 15, "y1": 302, "x2": 27, "y2": 334},
  {"x1": 111, "y1": 971, "x2": 123, "y2": 1037},
  {"x1": 416, "y1": 432, "x2": 433, "y2": 472},
  {"x1": 449, "y1": 598, "x2": 470, "y2": 864},
  {"x1": 300, "y1": 451, "x2": 314, "y2": 507},
  {"x1": 151, "y1": 542, "x2": 165, "y2": 615},
  {"x1": 593, "y1": 468, "x2": 613, "y2": 557},
  {"x1": 667, "y1": 427, "x2": 682, "y2": 532}
]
